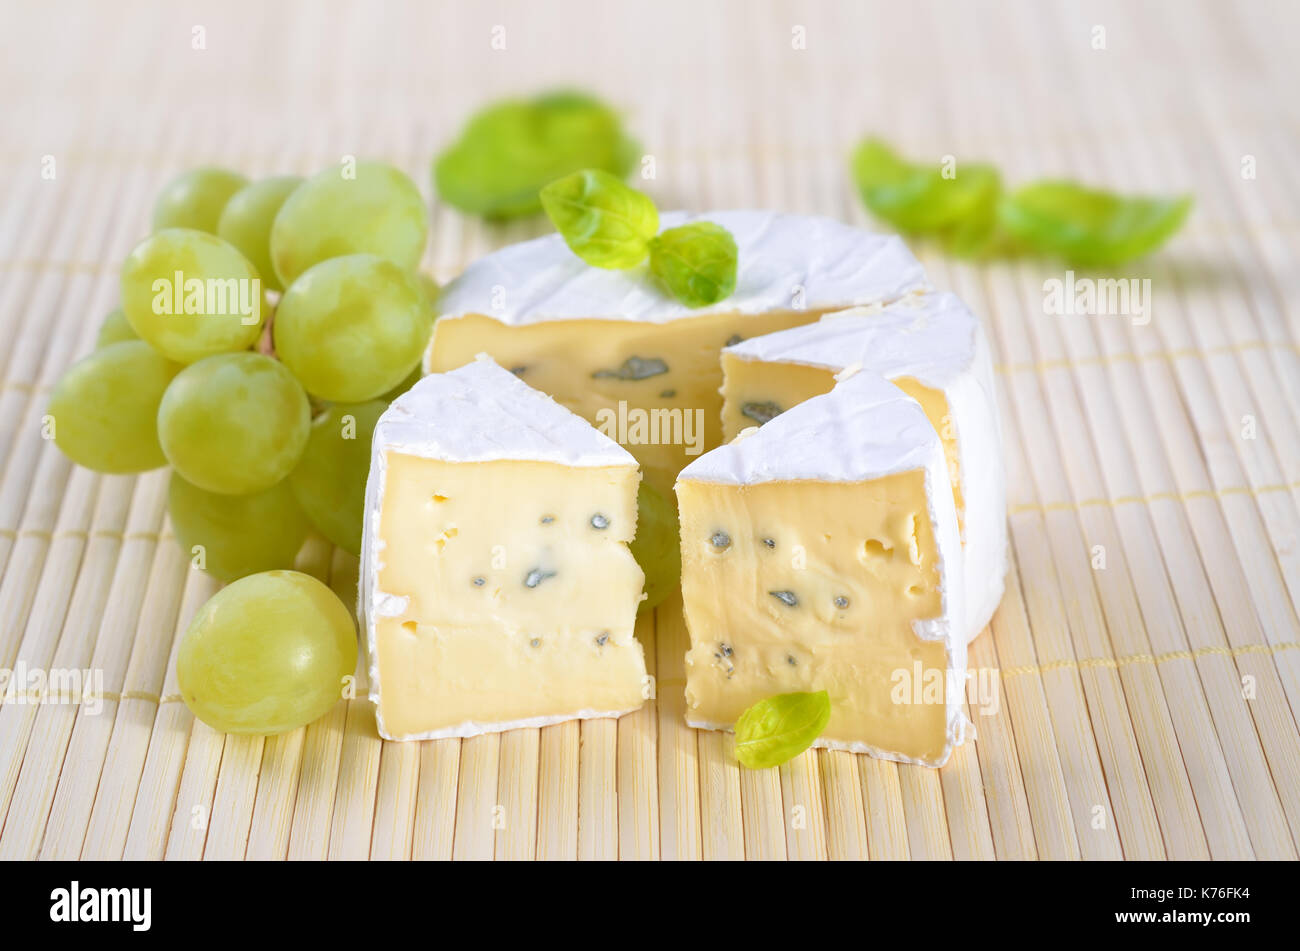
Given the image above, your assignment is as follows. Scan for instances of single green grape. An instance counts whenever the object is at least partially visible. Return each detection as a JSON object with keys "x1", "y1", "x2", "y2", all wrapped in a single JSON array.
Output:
[
  {"x1": 158, "y1": 352, "x2": 310, "y2": 495},
  {"x1": 48, "y1": 341, "x2": 181, "y2": 473},
  {"x1": 177, "y1": 570, "x2": 357, "y2": 735},
  {"x1": 288, "y1": 401, "x2": 386, "y2": 556},
  {"x1": 95, "y1": 307, "x2": 138, "y2": 348},
  {"x1": 375, "y1": 274, "x2": 437, "y2": 402},
  {"x1": 629, "y1": 481, "x2": 680, "y2": 612},
  {"x1": 168, "y1": 471, "x2": 311, "y2": 582},
  {"x1": 380, "y1": 363, "x2": 423, "y2": 402},
  {"x1": 217, "y1": 176, "x2": 303, "y2": 292},
  {"x1": 274, "y1": 254, "x2": 432, "y2": 402},
  {"x1": 269, "y1": 161, "x2": 427, "y2": 287},
  {"x1": 120, "y1": 228, "x2": 265, "y2": 364},
  {"x1": 152, "y1": 167, "x2": 249, "y2": 233},
  {"x1": 379, "y1": 273, "x2": 436, "y2": 402}
]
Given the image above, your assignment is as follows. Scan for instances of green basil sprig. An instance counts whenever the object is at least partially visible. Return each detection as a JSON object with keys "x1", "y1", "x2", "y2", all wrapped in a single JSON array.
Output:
[
  {"x1": 851, "y1": 138, "x2": 1001, "y2": 248},
  {"x1": 541, "y1": 169, "x2": 739, "y2": 308},
  {"x1": 434, "y1": 91, "x2": 639, "y2": 219},
  {"x1": 648, "y1": 222, "x2": 738, "y2": 307},
  {"x1": 539, "y1": 169, "x2": 659, "y2": 269},
  {"x1": 998, "y1": 181, "x2": 1193, "y2": 267},
  {"x1": 733, "y1": 690, "x2": 832, "y2": 769},
  {"x1": 850, "y1": 137, "x2": 1192, "y2": 265}
]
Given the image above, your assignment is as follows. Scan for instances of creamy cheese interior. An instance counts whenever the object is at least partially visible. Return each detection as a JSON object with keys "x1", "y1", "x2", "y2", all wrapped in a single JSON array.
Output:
[
  {"x1": 428, "y1": 308, "x2": 841, "y2": 495},
  {"x1": 677, "y1": 472, "x2": 953, "y2": 763},
  {"x1": 372, "y1": 453, "x2": 648, "y2": 738}
]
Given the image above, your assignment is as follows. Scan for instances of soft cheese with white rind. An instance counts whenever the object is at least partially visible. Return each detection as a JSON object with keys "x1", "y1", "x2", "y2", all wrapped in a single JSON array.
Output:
[
  {"x1": 432, "y1": 210, "x2": 928, "y2": 323},
  {"x1": 720, "y1": 291, "x2": 1006, "y2": 641},
  {"x1": 424, "y1": 211, "x2": 930, "y2": 493},
  {"x1": 676, "y1": 370, "x2": 969, "y2": 767},
  {"x1": 375, "y1": 356, "x2": 640, "y2": 466},
  {"x1": 360, "y1": 355, "x2": 649, "y2": 741}
]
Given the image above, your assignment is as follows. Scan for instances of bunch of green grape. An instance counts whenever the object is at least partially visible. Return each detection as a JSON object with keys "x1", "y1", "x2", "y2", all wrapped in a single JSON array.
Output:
[
  {"x1": 47, "y1": 151, "x2": 684, "y2": 739},
  {"x1": 46, "y1": 162, "x2": 440, "y2": 734},
  {"x1": 51, "y1": 161, "x2": 437, "y2": 572}
]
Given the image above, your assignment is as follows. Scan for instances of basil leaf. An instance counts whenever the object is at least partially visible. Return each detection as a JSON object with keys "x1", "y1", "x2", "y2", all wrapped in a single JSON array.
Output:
[
  {"x1": 850, "y1": 138, "x2": 1193, "y2": 265},
  {"x1": 648, "y1": 221, "x2": 738, "y2": 307},
  {"x1": 851, "y1": 138, "x2": 1002, "y2": 236},
  {"x1": 540, "y1": 169, "x2": 659, "y2": 269},
  {"x1": 434, "y1": 91, "x2": 639, "y2": 219},
  {"x1": 940, "y1": 175, "x2": 1003, "y2": 257},
  {"x1": 733, "y1": 690, "x2": 831, "y2": 769},
  {"x1": 998, "y1": 181, "x2": 1193, "y2": 266}
]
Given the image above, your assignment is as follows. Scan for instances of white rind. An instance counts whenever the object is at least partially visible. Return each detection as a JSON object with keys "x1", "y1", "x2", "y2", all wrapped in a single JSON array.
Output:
[
  {"x1": 378, "y1": 354, "x2": 638, "y2": 468},
  {"x1": 359, "y1": 356, "x2": 640, "y2": 739},
  {"x1": 723, "y1": 292, "x2": 1007, "y2": 641},
  {"x1": 725, "y1": 291, "x2": 981, "y2": 388},
  {"x1": 679, "y1": 370, "x2": 943, "y2": 487},
  {"x1": 432, "y1": 210, "x2": 930, "y2": 326},
  {"x1": 678, "y1": 370, "x2": 968, "y2": 766},
  {"x1": 384, "y1": 706, "x2": 644, "y2": 742}
]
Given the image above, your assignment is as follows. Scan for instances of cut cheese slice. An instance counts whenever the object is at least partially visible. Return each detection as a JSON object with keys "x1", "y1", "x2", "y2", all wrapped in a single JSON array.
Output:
[
  {"x1": 359, "y1": 355, "x2": 649, "y2": 740},
  {"x1": 676, "y1": 370, "x2": 969, "y2": 766},
  {"x1": 425, "y1": 210, "x2": 928, "y2": 494},
  {"x1": 720, "y1": 291, "x2": 1006, "y2": 641}
]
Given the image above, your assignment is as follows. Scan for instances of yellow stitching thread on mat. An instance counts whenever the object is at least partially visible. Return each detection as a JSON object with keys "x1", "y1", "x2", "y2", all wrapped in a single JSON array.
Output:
[
  {"x1": 121, "y1": 690, "x2": 163, "y2": 702},
  {"x1": 1007, "y1": 481, "x2": 1300, "y2": 515},
  {"x1": 6, "y1": 341, "x2": 1293, "y2": 396},
  {"x1": 0, "y1": 253, "x2": 461, "y2": 280},
  {"x1": 0, "y1": 128, "x2": 1296, "y2": 173},
  {"x1": 8, "y1": 646, "x2": 1296, "y2": 707},
  {"x1": 0, "y1": 690, "x2": 289, "y2": 706},
  {"x1": 0, "y1": 258, "x2": 106, "y2": 274},
  {"x1": 0, "y1": 380, "x2": 51, "y2": 394},
  {"x1": 10, "y1": 341, "x2": 1293, "y2": 393},
  {"x1": 0, "y1": 527, "x2": 169, "y2": 542},
  {"x1": 1, "y1": 689, "x2": 163, "y2": 704},
  {"x1": 94, "y1": 529, "x2": 172, "y2": 542},
  {"x1": 1000, "y1": 641, "x2": 1300, "y2": 679},
  {"x1": 994, "y1": 340, "x2": 1300, "y2": 376}
]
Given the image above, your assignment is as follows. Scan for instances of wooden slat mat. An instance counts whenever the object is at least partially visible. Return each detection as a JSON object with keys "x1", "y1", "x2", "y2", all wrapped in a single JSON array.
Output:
[{"x1": 0, "y1": 0, "x2": 1297, "y2": 859}]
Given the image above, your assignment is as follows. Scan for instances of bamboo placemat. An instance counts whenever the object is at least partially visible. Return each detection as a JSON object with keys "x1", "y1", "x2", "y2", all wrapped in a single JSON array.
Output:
[{"x1": 1, "y1": 0, "x2": 1298, "y2": 860}]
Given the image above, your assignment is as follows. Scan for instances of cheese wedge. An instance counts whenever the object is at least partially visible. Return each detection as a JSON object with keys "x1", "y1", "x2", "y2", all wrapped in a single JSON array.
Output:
[
  {"x1": 719, "y1": 292, "x2": 1006, "y2": 641},
  {"x1": 676, "y1": 370, "x2": 969, "y2": 766},
  {"x1": 425, "y1": 210, "x2": 928, "y2": 494},
  {"x1": 359, "y1": 355, "x2": 649, "y2": 740}
]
